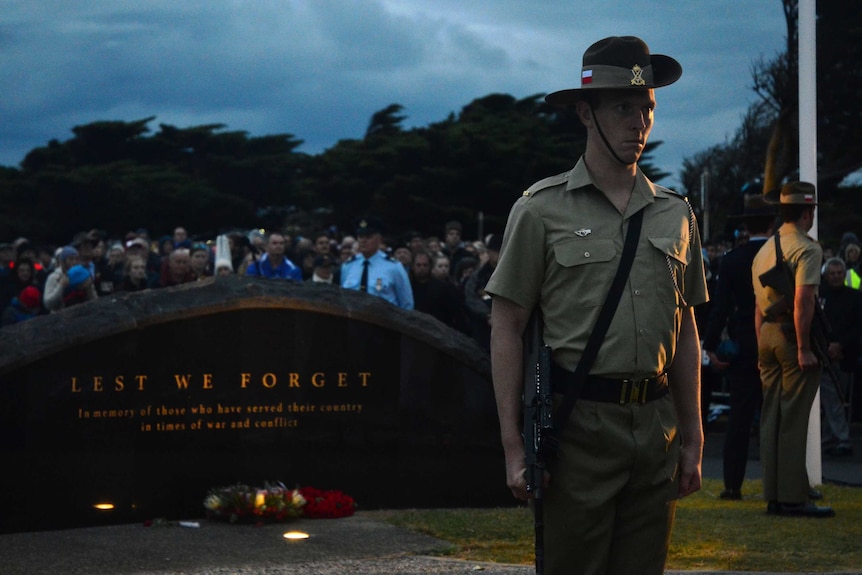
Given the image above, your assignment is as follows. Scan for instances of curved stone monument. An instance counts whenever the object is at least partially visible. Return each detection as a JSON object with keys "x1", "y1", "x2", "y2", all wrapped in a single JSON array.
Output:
[{"x1": 0, "y1": 276, "x2": 507, "y2": 533}]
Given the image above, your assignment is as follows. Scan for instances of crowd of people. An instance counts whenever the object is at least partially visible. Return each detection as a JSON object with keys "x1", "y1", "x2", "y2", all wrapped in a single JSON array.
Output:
[{"x1": 0, "y1": 220, "x2": 501, "y2": 351}]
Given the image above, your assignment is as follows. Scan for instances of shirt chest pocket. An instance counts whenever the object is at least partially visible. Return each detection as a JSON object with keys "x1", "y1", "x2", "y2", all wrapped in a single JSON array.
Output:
[
  {"x1": 553, "y1": 238, "x2": 616, "y2": 307},
  {"x1": 554, "y1": 238, "x2": 616, "y2": 267},
  {"x1": 648, "y1": 236, "x2": 690, "y2": 305}
]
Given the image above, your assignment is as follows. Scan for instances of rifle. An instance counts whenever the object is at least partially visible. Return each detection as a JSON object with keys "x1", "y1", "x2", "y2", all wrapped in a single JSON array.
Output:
[
  {"x1": 758, "y1": 234, "x2": 843, "y2": 400},
  {"x1": 522, "y1": 310, "x2": 554, "y2": 575}
]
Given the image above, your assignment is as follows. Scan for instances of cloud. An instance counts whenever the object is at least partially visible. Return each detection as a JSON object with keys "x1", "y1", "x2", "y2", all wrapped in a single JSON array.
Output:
[{"x1": 0, "y1": 0, "x2": 788, "y2": 191}]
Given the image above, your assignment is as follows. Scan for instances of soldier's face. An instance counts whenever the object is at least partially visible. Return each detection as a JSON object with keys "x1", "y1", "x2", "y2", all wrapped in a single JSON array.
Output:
[{"x1": 580, "y1": 88, "x2": 655, "y2": 164}]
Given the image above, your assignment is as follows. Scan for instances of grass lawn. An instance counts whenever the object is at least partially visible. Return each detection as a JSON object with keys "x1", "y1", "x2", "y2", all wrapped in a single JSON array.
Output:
[{"x1": 370, "y1": 478, "x2": 862, "y2": 572}]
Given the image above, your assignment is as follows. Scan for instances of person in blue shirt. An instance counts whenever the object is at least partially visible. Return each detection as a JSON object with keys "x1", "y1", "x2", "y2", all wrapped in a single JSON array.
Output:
[
  {"x1": 245, "y1": 232, "x2": 302, "y2": 281},
  {"x1": 341, "y1": 218, "x2": 413, "y2": 310}
]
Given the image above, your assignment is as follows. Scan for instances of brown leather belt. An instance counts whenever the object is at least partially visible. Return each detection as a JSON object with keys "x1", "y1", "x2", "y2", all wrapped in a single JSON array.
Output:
[{"x1": 551, "y1": 363, "x2": 669, "y2": 404}]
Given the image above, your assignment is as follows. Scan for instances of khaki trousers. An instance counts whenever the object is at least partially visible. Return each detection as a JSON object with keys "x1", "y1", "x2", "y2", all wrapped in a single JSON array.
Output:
[
  {"x1": 544, "y1": 395, "x2": 679, "y2": 575},
  {"x1": 757, "y1": 322, "x2": 821, "y2": 503}
]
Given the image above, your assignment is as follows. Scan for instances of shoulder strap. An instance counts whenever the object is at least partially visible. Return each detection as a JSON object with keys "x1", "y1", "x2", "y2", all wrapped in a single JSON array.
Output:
[
  {"x1": 774, "y1": 231, "x2": 784, "y2": 262},
  {"x1": 553, "y1": 207, "x2": 645, "y2": 433}
]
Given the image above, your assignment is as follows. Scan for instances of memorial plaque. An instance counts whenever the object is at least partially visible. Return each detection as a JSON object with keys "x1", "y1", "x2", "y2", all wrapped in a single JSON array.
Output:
[{"x1": 0, "y1": 277, "x2": 508, "y2": 533}]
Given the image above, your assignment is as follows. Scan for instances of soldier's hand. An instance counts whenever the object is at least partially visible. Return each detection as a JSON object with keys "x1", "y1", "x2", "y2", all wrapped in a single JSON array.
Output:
[
  {"x1": 677, "y1": 443, "x2": 703, "y2": 499},
  {"x1": 506, "y1": 459, "x2": 529, "y2": 501},
  {"x1": 510, "y1": 462, "x2": 550, "y2": 502},
  {"x1": 798, "y1": 349, "x2": 819, "y2": 370}
]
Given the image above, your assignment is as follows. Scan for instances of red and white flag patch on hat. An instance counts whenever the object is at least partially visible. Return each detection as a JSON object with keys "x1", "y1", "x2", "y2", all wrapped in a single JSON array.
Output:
[{"x1": 582, "y1": 69, "x2": 593, "y2": 85}]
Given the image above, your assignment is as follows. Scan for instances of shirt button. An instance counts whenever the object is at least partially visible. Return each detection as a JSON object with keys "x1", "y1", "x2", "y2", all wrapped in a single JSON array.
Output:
[
  {"x1": 634, "y1": 289, "x2": 641, "y2": 296},
  {"x1": 638, "y1": 329, "x2": 646, "y2": 335},
  {"x1": 584, "y1": 252, "x2": 590, "y2": 258}
]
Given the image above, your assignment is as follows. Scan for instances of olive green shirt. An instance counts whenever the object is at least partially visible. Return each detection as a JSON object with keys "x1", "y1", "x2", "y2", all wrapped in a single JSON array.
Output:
[
  {"x1": 751, "y1": 222, "x2": 822, "y2": 317},
  {"x1": 485, "y1": 157, "x2": 708, "y2": 379}
]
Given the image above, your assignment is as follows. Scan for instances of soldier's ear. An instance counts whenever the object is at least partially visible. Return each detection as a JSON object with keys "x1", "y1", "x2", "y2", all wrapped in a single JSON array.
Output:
[{"x1": 574, "y1": 100, "x2": 592, "y2": 125}]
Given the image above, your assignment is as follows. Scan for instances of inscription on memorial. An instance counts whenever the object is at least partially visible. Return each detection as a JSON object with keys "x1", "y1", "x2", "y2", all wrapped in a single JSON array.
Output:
[{"x1": 71, "y1": 371, "x2": 372, "y2": 432}]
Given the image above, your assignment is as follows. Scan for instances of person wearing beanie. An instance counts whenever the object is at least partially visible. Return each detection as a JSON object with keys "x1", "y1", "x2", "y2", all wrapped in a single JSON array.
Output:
[
  {"x1": 1, "y1": 285, "x2": 43, "y2": 326},
  {"x1": 60, "y1": 264, "x2": 97, "y2": 310},
  {"x1": 43, "y1": 246, "x2": 81, "y2": 312}
]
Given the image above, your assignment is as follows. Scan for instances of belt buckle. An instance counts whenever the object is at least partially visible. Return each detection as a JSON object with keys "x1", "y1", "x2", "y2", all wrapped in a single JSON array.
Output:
[{"x1": 619, "y1": 378, "x2": 649, "y2": 404}]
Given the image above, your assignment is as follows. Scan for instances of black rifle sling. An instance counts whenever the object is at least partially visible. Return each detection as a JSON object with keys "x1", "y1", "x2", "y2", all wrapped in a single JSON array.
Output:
[
  {"x1": 774, "y1": 231, "x2": 784, "y2": 264},
  {"x1": 551, "y1": 207, "x2": 645, "y2": 436}
]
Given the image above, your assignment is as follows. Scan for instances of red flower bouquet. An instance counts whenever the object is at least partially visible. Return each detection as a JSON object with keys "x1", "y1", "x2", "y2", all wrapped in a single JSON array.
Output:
[{"x1": 298, "y1": 486, "x2": 356, "y2": 519}]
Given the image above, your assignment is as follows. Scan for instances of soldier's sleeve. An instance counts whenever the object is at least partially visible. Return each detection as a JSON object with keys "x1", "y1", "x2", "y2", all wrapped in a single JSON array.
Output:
[
  {"x1": 682, "y1": 202, "x2": 709, "y2": 308},
  {"x1": 796, "y1": 242, "x2": 823, "y2": 286},
  {"x1": 484, "y1": 198, "x2": 546, "y2": 311}
]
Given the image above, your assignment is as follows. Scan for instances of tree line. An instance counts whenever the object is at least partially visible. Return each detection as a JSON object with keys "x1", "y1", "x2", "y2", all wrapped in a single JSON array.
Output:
[{"x1": 0, "y1": 95, "x2": 670, "y2": 246}]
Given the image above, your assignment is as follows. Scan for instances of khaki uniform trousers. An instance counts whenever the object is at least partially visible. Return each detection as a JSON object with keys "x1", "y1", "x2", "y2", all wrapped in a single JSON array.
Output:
[
  {"x1": 544, "y1": 394, "x2": 680, "y2": 575},
  {"x1": 757, "y1": 322, "x2": 821, "y2": 504}
]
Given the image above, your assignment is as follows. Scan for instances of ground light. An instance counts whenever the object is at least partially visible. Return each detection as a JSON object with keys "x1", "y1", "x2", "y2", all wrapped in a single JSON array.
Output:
[
  {"x1": 283, "y1": 531, "x2": 310, "y2": 540},
  {"x1": 93, "y1": 503, "x2": 115, "y2": 511}
]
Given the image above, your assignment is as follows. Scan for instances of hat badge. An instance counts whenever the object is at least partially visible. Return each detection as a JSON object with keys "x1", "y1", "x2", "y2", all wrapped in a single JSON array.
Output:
[{"x1": 630, "y1": 64, "x2": 645, "y2": 86}]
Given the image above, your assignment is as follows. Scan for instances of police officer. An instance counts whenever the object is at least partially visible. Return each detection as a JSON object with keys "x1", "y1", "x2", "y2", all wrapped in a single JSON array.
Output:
[
  {"x1": 341, "y1": 218, "x2": 414, "y2": 310},
  {"x1": 752, "y1": 180, "x2": 834, "y2": 518},
  {"x1": 487, "y1": 36, "x2": 707, "y2": 575}
]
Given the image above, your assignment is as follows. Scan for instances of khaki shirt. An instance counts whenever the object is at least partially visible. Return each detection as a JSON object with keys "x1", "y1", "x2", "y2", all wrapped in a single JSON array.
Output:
[
  {"x1": 485, "y1": 157, "x2": 708, "y2": 379},
  {"x1": 752, "y1": 222, "x2": 822, "y2": 317}
]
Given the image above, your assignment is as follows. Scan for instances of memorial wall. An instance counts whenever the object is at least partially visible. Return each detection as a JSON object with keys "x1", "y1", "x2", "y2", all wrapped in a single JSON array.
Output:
[{"x1": 0, "y1": 277, "x2": 508, "y2": 533}]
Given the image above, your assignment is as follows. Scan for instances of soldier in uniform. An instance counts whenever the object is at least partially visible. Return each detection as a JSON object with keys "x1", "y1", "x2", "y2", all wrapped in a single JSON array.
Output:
[
  {"x1": 486, "y1": 36, "x2": 707, "y2": 575},
  {"x1": 341, "y1": 218, "x2": 414, "y2": 310},
  {"x1": 752, "y1": 181, "x2": 834, "y2": 518}
]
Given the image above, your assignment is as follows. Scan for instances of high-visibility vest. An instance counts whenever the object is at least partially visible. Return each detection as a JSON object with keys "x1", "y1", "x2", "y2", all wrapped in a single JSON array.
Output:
[{"x1": 846, "y1": 268, "x2": 861, "y2": 289}]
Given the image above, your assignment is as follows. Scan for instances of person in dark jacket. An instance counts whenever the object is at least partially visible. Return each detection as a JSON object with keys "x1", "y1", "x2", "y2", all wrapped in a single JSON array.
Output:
[
  {"x1": 410, "y1": 250, "x2": 460, "y2": 328},
  {"x1": 819, "y1": 257, "x2": 862, "y2": 456},
  {"x1": 703, "y1": 193, "x2": 775, "y2": 500}
]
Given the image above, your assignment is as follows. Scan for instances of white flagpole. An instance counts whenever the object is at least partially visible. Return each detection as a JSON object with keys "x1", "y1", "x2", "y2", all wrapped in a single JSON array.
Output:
[{"x1": 799, "y1": 0, "x2": 822, "y2": 486}]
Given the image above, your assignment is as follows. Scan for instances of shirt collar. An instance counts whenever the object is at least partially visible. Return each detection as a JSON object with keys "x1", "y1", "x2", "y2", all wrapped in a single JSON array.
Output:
[{"x1": 565, "y1": 156, "x2": 661, "y2": 217}]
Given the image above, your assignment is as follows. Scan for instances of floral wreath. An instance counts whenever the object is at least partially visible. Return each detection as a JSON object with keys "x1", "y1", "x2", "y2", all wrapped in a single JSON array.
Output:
[{"x1": 204, "y1": 482, "x2": 355, "y2": 523}]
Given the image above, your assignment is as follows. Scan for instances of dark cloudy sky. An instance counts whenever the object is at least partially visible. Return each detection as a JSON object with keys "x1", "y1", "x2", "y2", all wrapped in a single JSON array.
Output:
[{"x1": 1, "y1": 1, "x2": 787, "y2": 190}]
